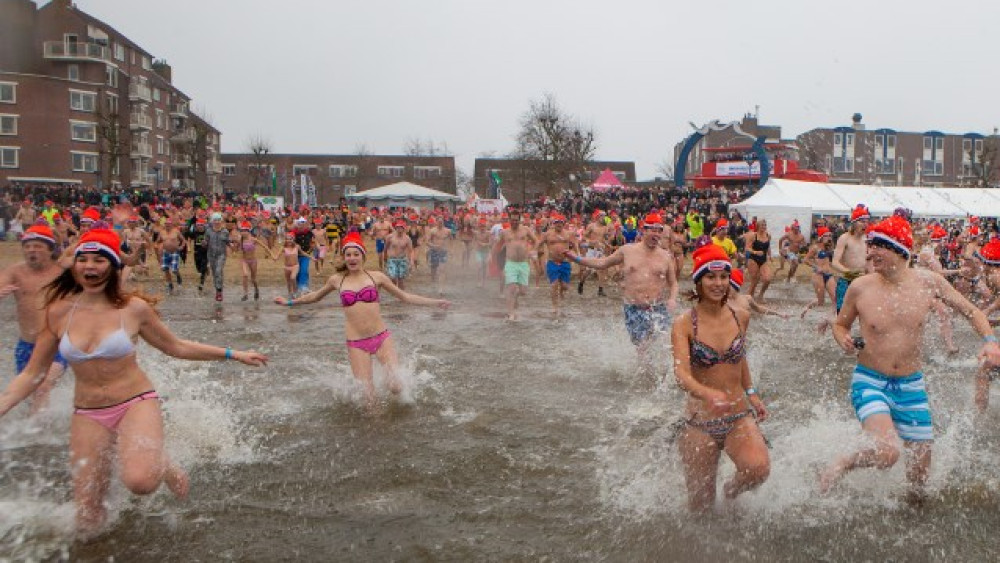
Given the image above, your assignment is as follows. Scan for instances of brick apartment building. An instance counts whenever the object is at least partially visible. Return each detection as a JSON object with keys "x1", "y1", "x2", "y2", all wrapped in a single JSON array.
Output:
[
  {"x1": 797, "y1": 114, "x2": 999, "y2": 187},
  {"x1": 0, "y1": 0, "x2": 222, "y2": 193},
  {"x1": 472, "y1": 158, "x2": 636, "y2": 204},
  {"x1": 218, "y1": 153, "x2": 457, "y2": 205}
]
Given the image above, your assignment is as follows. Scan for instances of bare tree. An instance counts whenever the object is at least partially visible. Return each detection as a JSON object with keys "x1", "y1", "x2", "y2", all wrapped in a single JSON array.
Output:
[
  {"x1": 403, "y1": 137, "x2": 452, "y2": 157},
  {"x1": 245, "y1": 133, "x2": 273, "y2": 193},
  {"x1": 179, "y1": 107, "x2": 216, "y2": 193},
  {"x1": 95, "y1": 98, "x2": 127, "y2": 188},
  {"x1": 511, "y1": 93, "x2": 597, "y2": 199},
  {"x1": 655, "y1": 158, "x2": 675, "y2": 182},
  {"x1": 354, "y1": 143, "x2": 375, "y2": 193},
  {"x1": 976, "y1": 131, "x2": 1000, "y2": 188}
]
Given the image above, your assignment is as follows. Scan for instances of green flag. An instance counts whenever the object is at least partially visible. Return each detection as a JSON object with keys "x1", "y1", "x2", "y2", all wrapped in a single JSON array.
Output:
[{"x1": 271, "y1": 168, "x2": 278, "y2": 195}]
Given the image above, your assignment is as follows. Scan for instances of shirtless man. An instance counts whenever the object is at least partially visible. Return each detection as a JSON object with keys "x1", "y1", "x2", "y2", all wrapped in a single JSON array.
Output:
[
  {"x1": 974, "y1": 239, "x2": 1000, "y2": 411},
  {"x1": 819, "y1": 214, "x2": 1000, "y2": 502},
  {"x1": 499, "y1": 214, "x2": 538, "y2": 320},
  {"x1": 371, "y1": 214, "x2": 393, "y2": 270},
  {"x1": 956, "y1": 229, "x2": 989, "y2": 306},
  {"x1": 51, "y1": 214, "x2": 78, "y2": 251},
  {"x1": 916, "y1": 226, "x2": 961, "y2": 354},
  {"x1": 12, "y1": 199, "x2": 35, "y2": 237},
  {"x1": 832, "y1": 205, "x2": 871, "y2": 314},
  {"x1": 122, "y1": 216, "x2": 152, "y2": 277},
  {"x1": 566, "y1": 213, "x2": 679, "y2": 373},
  {"x1": 0, "y1": 225, "x2": 68, "y2": 413},
  {"x1": 578, "y1": 211, "x2": 611, "y2": 296},
  {"x1": 537, "y1": 213, "x2": 580, "y2": 316},
  {"x1": 159, "y1": 218, "x2": 186, "y2": 293},
  {"x1": 459, "y1": 211, "x2": 476, "y2": 266},
  {"x1": 384, "y1": 220, "x2": 415, "y2": 290},
  {"x1": 425, "y1": 217, "x2": 450, "y2": 295},
  {"x1": 780, "y1": 223, "x2": 807, "y2": 282}
]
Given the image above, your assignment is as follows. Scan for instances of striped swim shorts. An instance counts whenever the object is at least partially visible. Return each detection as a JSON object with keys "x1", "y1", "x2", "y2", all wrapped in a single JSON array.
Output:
[{"x1": 850, "y1": 364, "x2": 933, "y2": 442}]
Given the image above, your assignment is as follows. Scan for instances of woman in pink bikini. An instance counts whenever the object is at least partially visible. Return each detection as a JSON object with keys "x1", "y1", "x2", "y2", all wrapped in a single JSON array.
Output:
[
  {"x1": 0, "y1": 228, "x2": 268, "y2": 538},
  {"x1": 271, "y1": 231, "x2": 312, "y2": 299},
  {"x1": 236, "y1": 220, "x2": 270, "y2": 301},
  {"x1": 275, "y1": 232, "x2": 449, "y2": 412}
]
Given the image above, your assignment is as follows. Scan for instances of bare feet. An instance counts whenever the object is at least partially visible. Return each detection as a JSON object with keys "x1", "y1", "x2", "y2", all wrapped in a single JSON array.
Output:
[
  {"x1": 817, "y1": 319, "x2": 831, "y2": 335},
  {"x1": 164, "y1": 464, "x2": 190, "y2": 501}
]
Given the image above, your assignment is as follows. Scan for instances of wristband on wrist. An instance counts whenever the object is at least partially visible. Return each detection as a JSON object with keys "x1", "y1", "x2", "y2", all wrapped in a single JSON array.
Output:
[
  {"x1": 224, "y1": 347, "x2": 233, "y2": 360},
  {"x1": 745, "y1": 387, "x2": 757, "y2": 396},
  {"x1": 985, "y1": 334, "x2": 998, "y2": 344},
  {"x1": 288, "y1": 299, "x2": 294, "y2": 307}
]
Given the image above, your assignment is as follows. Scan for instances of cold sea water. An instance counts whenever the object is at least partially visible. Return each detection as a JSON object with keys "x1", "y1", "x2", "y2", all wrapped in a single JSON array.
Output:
[{"x1": 2, "y1": 277, "x2": 1000, "y2": 561}]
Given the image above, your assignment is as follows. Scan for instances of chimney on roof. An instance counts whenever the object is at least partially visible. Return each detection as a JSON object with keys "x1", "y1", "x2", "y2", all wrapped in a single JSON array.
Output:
[
  {"x1": 852, "y1": 113, "x2": 864, "y2": 131},
  {"x1": 152, "y1": 59, "x2": 172, "y2": 83}
]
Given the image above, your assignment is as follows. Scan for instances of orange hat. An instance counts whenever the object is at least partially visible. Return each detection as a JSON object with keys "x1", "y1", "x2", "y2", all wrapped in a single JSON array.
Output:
[
  {"x1": 238, "y1": 221, "x2": 252, "y2": 231},
  {"x1": 81, "y1": 206, "x2": 102, "y2": 223},
  {"x1": 643, "y1": 213, "x2": 664, "y2": 227},
  {"x1": 977, "y1": 240, "x2": 1000, "y2": 266},
  {"x1": 850, "y1": 204, "x2": 871, "y2": 223},
  {"x1": 76, "y1": 228, "x2": 122, "y2": 268},
  {"x1": 341, "y1": 232, "x2": 366, "y2": 256},
  {"x1": 393, "y1": 219, "x2": 406, "y2": 228},
  {"x1": 691, "y1": 243, "x2": 731, "y2": 282},
  {"x1": 712, "y1": 218, "x2": 728, "y2": 233},
  {"x1": 22, "y1": 224, "x2": 56, "y2": 247},
  {"x1": 551, "y1": 213, "x2": 567, "y2": 223},
  {"x1": 817, "y1": 226, "x2": 831, "y2": 238},
  {"x1": 729, "y1": 268, "x2": 744, "y2": 291},
  {"x1": 195, "y1": 218, "x2": 207, "y2": 225},
  {"x1": 929, "y1": 225, "x2": 948, "y2": 242},
  {"x1": 866, "y1": 215, "x2": 912, "y2": 258}
]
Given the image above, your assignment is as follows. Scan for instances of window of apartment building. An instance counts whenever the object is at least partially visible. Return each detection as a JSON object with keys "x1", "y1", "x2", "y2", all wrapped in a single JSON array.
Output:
[
  {"x1": 413, "y1": 166, "x2": 442, "y2": 179},
  {"x1": 70, "y1": 120, "x2": 97, "y2": 142},
  {"x1": 155, "y1": 109, "x2": 164, "y2": 129},
  {"x1": 113, "y1": 42, "x2": 125, "y2": 61},
  {"x1": 613, "y1": 171, "x2": 627, "y2": 181},
  {"x1": 110, "y1": 156, "x2": 119, "y2": 177},
  {"x1": 222, "y1": 164, "x2": 237, "y2": 176},
  {"x1": 832, "y1": 130, "x2": 855, "y2": 173},
  {"x1": 106, "y1": 94, "x2": 118, "y2": 115},
  {"x1": 292, "y1": 165, "x2": 318, "y2": 176},
  {"x1": 377, "y1": 165, "x2": 404, "y2": 177},
  {"x1": 0, "y1": 147, "x2": 18, "y2": 168},
  {"x1": 157, "y1": 136, "x2": 165, "y2": 156},
  {"x1": 71, "y1": 151, "x2": 98, "y2": 172},
  {"x1": 0, "y1": 82, "x2": 15, "y2": 104},
  {"x1": 329, "y1": 164, "x2": 358, "y2": 178},
  {"x1": 922, "y1": 135, "x2": 944, "y2": 176},
  {"x1": 153, "y1": 88, "x2": 161, "y2": 102},
  {"x1": 70, "y1": 90, "x2": 97, "y2": 112},
  {"x1": 67, "y1": 64, "x2": 80, "y2": 81},
  {"x1": 873, "y1": 134, "x2": 896, "y2": 174},
  {"x1": 106, "y1": 65, "x2": 118, "y2": 88},
  {"x1": 0, "y1": 115, "x2": 17, "y2": 135},
  {"x1": 142, "y1": 56, "x2": 152, "y2": 71}
]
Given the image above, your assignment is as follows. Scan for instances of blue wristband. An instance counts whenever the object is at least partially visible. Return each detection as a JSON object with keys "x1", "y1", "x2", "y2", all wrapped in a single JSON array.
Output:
[
  {"x1": 287, "y1": 299, "x2": 294, "y2": 307},
  {"x1": 985, "y1": 334, "x2": 998, "y2": 344},
  {"x1": 224, "y1": 347, "x2": 233, "y2": 360}
]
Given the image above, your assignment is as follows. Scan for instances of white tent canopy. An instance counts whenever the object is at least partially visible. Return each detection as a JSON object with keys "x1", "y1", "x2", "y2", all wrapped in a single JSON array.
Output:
[
  {"x1": 731, "y1": 179, "x2": 1000, "y2": 252},
  {"x1": 345, "y1": 181, "x2": 460, "y2": 210}
]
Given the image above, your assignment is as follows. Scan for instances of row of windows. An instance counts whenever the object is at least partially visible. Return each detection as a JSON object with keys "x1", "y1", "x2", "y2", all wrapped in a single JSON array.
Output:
[
  {"x1": 229, "y1": 165, "x2": 443, "y2": 178},
  {"x1": 831, "y1": 156, "x2": 951, "y2": 177},
  {"x1": 0, "y1": 147, "x2": 99, "y2": 172}
]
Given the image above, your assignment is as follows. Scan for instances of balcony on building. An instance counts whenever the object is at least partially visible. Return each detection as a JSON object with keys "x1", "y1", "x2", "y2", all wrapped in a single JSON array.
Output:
[
  {"x1": 128, "y1": 83, "x2": 152, "y2": 103},
  {"x1": 130, "y1": 141, "x2": 152, "y2": 158},
  {"x1": 129, "y1": 112, "x2": 152, "y2": 131},
  {"x1": 206, "y1": 158, "x2": 222, "y2": 175},
  {"x1": 130, "y1": 171, "x2": 155, "y2": 186},
  {"x1": 169, "y1": 103, "x2": 188, "y2": 118},
  {"x1": 43, "y1": 40, "x2": 110, "y2": 62},
  {"x1": 170, "y1": 129, "x2": 196, "y2": 144},
  {"x1": 170, "y1": 154, "x2": 192, "y2": 169}
]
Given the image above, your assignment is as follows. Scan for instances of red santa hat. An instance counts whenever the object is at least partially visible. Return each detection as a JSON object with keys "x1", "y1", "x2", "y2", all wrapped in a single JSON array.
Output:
[
  {"x1": 729, "y1": 268, "x2": 744, "y2": 291},
  {"x1": 75, "y1": 228, "x2": 122, "y2": 268},
  {"x1": 691, "y1": 243, "x2": 732, "y2": 283},
  {"x1": 712, "y1": 218, "x2": 728, "y2": 233},
  {"x1": 81, "y1": 206, "x2": 102, "y2": 223},
  {"x1": 977, "y1": 240, "x2": 1000, "y2": 266},
  {"x1": 816, "y1": 226, "x2": 832, "y2": 238},
  {"x1": 21, "y1": 225, "x2": 56, "y2": 247},
  {"x1": 929, "y1": 225, "x2": 948, "y2": 242},
  {"x1": 850, "y1": 204, "x2": 871, "y2": 223},
  {"x1": 340, "y1": 232, "x2": 366, "y2": 256},
  {"x1": 393, "y1": 219, "x2": 407, "y2": 228},
  {"x1": 643, "y1": 213, "x2": 664, "y2": 227},
  {"x1": 866, "y1": 215, "x2": 912, "y2": 258}
]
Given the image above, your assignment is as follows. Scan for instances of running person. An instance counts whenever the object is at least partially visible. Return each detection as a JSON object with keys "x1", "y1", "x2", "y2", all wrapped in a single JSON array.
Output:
[
  {"x1": 275, "y1": 233, "x2": 449, "y2": 413},
  {"x1": 0, "y1": 228, "x2": 267, "y2": 538},
  {"x1": 384, "y1": 220, "x2": 415, "y2": 290},
  {"x1": 743, "y1": 219, "x2": 773, "y2": 303},
  {"x1": 800, "y1": 227, "x2": 836, "y2": 318},
  {"x1": 671, "y1": 243, "x2": 769, "y2": 513},
  {"x1": 537, "y1": 213, "x2": 579, "y2": 316}
]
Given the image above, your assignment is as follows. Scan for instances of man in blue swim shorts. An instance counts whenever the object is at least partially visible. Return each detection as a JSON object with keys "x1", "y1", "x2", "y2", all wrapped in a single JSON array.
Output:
[
  {"x1": 0, "y1": 225, "x2": 69, "y2": 413},
  {"x1": 566, "y1": 212, "x2": 678, "y2": 373},
  {"x1": 538, "y1": 213, "x2": 579, "y2": 316},
  {"x1": 820, "y1": 213, "x2": 1000, "y2": 501}
]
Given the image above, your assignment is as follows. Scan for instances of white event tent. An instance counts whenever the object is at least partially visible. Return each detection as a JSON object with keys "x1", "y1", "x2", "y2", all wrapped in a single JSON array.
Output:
[
  {"x1": 731, "y1": 179, "x2": 1000, "y2": 250},
  {"x1": 345, "y1": 181, "x2": 460, "y2": 210}
]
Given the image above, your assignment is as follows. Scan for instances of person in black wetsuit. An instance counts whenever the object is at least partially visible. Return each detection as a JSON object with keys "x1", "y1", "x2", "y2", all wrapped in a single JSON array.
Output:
[
  {"x1": 743, "y1": 219, "x2": 773, "y2": 303},
  {"x1": 189, "y1": 217, "x2": 209, "y2": 291}
]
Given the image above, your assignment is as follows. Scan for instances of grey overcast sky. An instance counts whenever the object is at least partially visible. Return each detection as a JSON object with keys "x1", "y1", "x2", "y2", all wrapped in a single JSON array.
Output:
[{"x1": 74, "y1": 0, "x2": 999, "y2": 179}]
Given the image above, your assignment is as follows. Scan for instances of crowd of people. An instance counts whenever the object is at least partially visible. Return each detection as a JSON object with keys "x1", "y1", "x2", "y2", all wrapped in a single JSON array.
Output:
[{"x1": 2, "y1": 185, "x2": 1000, "y2": 535}]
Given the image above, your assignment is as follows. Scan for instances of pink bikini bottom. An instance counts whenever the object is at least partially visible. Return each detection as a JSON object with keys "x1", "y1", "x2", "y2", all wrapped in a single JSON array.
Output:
[
  {"x1": 346, "y1": 329, "x2": 391, "y2": 355},
  {"x1": 74, "y1": 390, "x2": 160, "y2": 431}
]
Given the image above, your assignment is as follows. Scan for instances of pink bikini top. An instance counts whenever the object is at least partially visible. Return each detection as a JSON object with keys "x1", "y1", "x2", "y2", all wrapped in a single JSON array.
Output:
[{"x1": 339, "y1": 271, "x2": 380, "y2": 307}]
